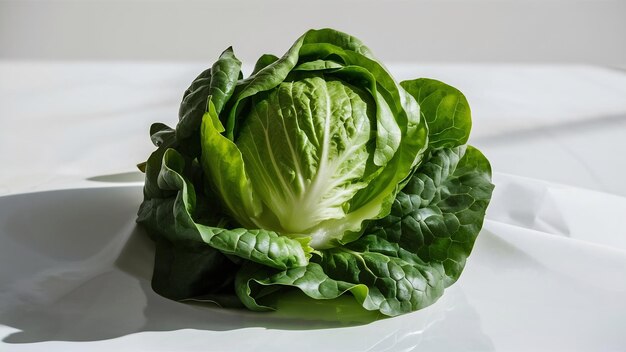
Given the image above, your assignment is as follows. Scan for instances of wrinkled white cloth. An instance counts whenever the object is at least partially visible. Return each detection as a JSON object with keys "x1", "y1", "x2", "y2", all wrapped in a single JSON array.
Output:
[
  {"x1": 1, "y1": 174, "x2": 625, "y2": 351},
  {"x1": 1, "y1": 62, "x2": 626, "y2": 351},
  {"x1": 489, "y1": 173, "x2": 626, "y2": 251}
]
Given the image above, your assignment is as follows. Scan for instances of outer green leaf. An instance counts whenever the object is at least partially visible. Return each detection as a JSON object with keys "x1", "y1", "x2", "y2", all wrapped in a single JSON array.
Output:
[
  {"x1": 138, "y1": 147, "x2": 312, "y2": 271},
  {"x1": 199, "y1": 98, "x2": 263, "y2": 228},
  {"x1": 359, "y1": 146, "x2": 493, "y2": 285},
  {"x1": 141, "y1": 145, "x2": 176, "y2": 201},
  {"x1": 177, "y1": 47, "x2": 242, "y2": 141},
  {"x1": 401, "y1": 78, "x2": 471, "y2": 149},
  {"x1": 251, "y1": 54, "x2": 279, "y2": 75},
  {"x1": 318, "y1": 247, "x2": 445, "y2": 315},
  {"x1": 208, "y1": 47, "x2": 242, "y2": 114},
  {"x1": 235, "y1": 145, "x2": 493, "y2": 316},
  {"x1": 301, "y1": 28, "x2": 376, "y2": 59},
  {"x1": 176, "y1": 68, "x2": 211, "y2": 141},
  {"x1": 292, "y1": 59, "x2": 343, "y2": 71},
  {"x1": 149, "y1": 122, "x2": 176, "y2": 148},
  {"x1": 224, "y1": 36, "x2": 305, "y2": 139},
  {"x1": 235, "y1": 261, "x2": 368, "y2": 311},
  {"x1": 151, "y1": 236, "x2": 239, "y2": 301}
]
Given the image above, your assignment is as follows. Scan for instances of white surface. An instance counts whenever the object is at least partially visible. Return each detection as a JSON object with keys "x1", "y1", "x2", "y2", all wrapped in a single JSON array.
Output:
[
  {"x1": 1, "y1": 62, "x2": 626, "y2": 350},
  {"x1": 1, "y1": 175, "x2": 625, "y2": 351},
  {"x1": 1, "y1": 62, "x2": 626, "y2": 196}
]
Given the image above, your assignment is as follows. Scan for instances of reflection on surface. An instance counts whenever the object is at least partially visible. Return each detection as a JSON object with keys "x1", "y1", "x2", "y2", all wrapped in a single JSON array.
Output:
[
  {"x1": 356, "y1": 287, "x2": 494, "y2": 352},
  {"x1": 0, "y1": 186, "x2": 493, "y2": 351}
]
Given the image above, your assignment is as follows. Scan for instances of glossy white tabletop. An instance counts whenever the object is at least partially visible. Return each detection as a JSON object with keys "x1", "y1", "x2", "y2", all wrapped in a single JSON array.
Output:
[{"x1": 1, "y1": 62, "x2": 625, "y2": 351}]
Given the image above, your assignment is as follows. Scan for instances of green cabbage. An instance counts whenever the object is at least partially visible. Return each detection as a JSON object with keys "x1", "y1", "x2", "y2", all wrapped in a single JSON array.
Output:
[{"x1": 137, "y1": 28, "x2": 493, "y2": 317}]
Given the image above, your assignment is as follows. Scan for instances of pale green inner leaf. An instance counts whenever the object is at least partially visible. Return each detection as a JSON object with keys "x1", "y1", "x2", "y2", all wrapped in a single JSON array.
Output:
[{"x1": 235, "y1": 76, "x2": 375, "y2": 243}]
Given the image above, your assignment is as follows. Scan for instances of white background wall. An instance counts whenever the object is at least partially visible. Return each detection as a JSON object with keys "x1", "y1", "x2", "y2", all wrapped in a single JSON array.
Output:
[{"x1": 1, "y1": 0, "x2": 625, "y2": 67}]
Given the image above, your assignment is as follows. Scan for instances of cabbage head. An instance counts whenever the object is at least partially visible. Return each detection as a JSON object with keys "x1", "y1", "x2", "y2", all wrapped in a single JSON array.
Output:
[{"x1": 137, "y1": 28, "x2": 493, "y2": 317}]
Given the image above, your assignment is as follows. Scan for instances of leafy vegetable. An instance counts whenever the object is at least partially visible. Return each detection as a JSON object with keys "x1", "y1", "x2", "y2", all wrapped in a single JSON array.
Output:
[{"x1": 137, "y1": 28, "x2": 493, "y2": 317}]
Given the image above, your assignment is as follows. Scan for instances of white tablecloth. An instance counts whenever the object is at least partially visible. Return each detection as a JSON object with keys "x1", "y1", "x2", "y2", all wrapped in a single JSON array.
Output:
[
  {"x1": 2, "y1": 62, "x2": 626, "y2": 196},
  {"x1": 1, "y1": 62, "x2": 626, "y2": 351}
]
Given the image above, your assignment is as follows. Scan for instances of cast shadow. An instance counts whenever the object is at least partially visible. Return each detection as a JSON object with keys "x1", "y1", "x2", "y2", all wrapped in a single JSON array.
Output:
[
  {"x1": 86, "y1": 171, "x2": 145, "y2": 183},
  {"x1": 0, "y1": 186, "x2": 493, "y2": 350}
]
